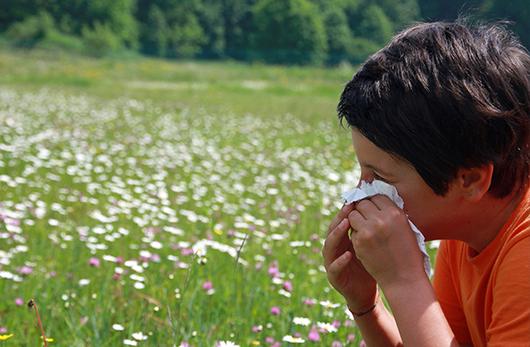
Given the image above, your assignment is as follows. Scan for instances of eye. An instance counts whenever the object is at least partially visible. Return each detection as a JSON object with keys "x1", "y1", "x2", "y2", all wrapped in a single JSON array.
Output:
[{"x1": 373, "y1": 172, "x2": 388, "y2": 183}]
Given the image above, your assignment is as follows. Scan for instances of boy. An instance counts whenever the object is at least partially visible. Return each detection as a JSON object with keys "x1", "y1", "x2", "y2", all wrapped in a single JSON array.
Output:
[{"x1": 322, "y1": 21, "x2": 530, "y2": 346}]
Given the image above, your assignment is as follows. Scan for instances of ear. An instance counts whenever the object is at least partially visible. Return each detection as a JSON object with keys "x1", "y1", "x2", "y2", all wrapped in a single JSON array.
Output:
[{"x1": 455, "y1": 164, "x2": 494, "y2": 202}]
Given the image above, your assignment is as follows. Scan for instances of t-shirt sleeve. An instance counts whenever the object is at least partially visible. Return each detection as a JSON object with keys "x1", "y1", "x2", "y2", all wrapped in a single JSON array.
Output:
[
  {"x1": 487, "y1": 236, "x2": 530, "y2": 346},
  {"x1": 432, "y1": 240, "x2": 472, "y2": 344}
]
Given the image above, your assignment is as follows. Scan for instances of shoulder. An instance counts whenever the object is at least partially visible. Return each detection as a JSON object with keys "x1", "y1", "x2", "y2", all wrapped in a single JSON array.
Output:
[{"x1": 487, "y1": 236, "x2": 530, "y2": 344}]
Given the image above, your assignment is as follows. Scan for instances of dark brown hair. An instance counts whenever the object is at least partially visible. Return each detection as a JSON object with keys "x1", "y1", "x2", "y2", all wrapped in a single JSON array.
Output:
[{"x1": 338, "y1": 21, "x2": 530, "y2": 197}]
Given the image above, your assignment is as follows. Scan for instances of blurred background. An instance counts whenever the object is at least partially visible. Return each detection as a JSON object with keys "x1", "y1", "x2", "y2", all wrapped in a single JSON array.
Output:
[{"x1": 0, "y1": 0, "x2": 528, "y2": 66}]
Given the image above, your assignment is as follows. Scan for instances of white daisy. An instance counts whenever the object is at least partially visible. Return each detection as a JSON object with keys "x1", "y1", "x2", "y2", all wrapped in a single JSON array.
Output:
[
  {"x1": 132, "y1": 331, "x2": 148, "y2": 340},
  {"x1": 111, "y1": 323, "x2": 124, "y2": 331},
  {"x1": 293, "y1": 317, "x2": 311, "y2": 326},
  {"x1": 317, "y1": 321, "x2": 338, "y2": 333},
  {"x1": 282, "y1": 335, "x2": 305, "y2": 343}
]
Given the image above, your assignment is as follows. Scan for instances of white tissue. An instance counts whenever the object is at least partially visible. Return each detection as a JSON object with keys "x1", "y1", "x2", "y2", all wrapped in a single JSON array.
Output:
[{"x1": 341, "y1": 180, "x2": 431, "y2": 277}]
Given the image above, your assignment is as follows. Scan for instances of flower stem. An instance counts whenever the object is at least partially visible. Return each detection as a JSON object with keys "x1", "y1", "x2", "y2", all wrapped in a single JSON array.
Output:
[{"x1": 28, "y1": 299, "x2": 48, "y2": 347}]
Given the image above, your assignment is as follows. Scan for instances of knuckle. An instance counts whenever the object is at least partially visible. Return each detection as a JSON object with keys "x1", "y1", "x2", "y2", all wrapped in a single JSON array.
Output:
[
  {"x1": 356, "y1": 231, "x2": 371, "y2": 243},
  {"x1": 372, "y1": 217, "x2": 385, "y2": 230},
  {"x1": 388, "y1": 207, "x2": 402, "y2": 219},
  {"x1": 351, "y1": 236, "x2": 362, "y2": 249},
  {"x1": 347, "y1": 210, "x2": 361, "y2": 221},
  {"x1": 327, "y1": 263, "x2": 339, "y2": 276}
]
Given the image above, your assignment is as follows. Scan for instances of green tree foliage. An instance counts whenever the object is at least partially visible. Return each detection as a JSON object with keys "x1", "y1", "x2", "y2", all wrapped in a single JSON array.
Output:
[
  {"x1": 142, "y1": 5, "x2": 168, "y2": 57},
  {"x1": 136, "y1": 0, "x2": 205, "y2": 58},
  {"x1": 417, "y1": 0, "x2": 483, "y2": 21},
  {"x1": 482, "y1": 0, "x2": 530, "y2": 48},
  {"x1": 46, "y1": 0, "x2": 137, "y2": 47},
  {"x1": 167, "y1": 13, "x2": 205, "y2": 58},
  {"x1": 5, "y1": 11, "x2": 55, "y2": 47},
  {"x1": 82, "y1": 22, "x2": 121, "y2": 56},
  {"x1": 222, "y1": 0, "x2": 256, "y2": 60},
  {"x1": 358, "y1": 5, "x2": 394, "y2": 44},
  {"x1": 0, "y1": 0, "x2": 39, "y2": 32},
  {"x1": 322, "y1": 6, "x2": 354, "y2": 65},
  {"x1": 1, "y1": 0, "x2": 137, "y2": 49},
  {"x1": 348, "y1": 37, "x2": 382, "y2": 64},
  {"x1": 416, "y1": 0, "x2": 529, "y2": 56},
  {"x1": 5, "y1": 10, "x2": 84, "y2": 52},
  {"x1": 2, "y1": 0, "x2": 530, "y2": 66},
  {"x1": 252, "y1": 0, "x2": 328, "y2": 65},
  {"x1": 195, "y1": 0, "x2": 225, "y2": 58},
  {"x1": 372, "y1": 0, "x2": 420, "y2": 30}
]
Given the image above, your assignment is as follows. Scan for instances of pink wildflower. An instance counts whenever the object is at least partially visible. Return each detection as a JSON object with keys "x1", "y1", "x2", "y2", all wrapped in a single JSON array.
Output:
[
  {"x1": 15, "y1": 298, "x2": 24, "y2": 306},
  {"x1": 308, "y1": 327, "x2": 320, "y2": 342},
  {"x1": 270, "y1": 306, "x2": 281, "y2": 315},
  {"x1": 202, "y1": 281, "x2": 213, "y2": 291},
  {"x1": 303, "y1": 298, "x2": 316, "y2": 306},
  {"x1": 344, "y1": 319, "x2": 354, "y2": 327},
  {"x1": 89, "y1": 257, "x2": 100, "y2": 267},
  {"x1": 18, "y1": 266, "x2": 33, "y2": 275},
  {"x1": 268, "y1": 263, "x2": 279, "y2": 278}
]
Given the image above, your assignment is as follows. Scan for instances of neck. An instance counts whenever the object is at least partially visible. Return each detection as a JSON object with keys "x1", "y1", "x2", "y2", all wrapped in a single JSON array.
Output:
[{"x1": 464, "y1": 188, "x2": 525, "y2": 255}]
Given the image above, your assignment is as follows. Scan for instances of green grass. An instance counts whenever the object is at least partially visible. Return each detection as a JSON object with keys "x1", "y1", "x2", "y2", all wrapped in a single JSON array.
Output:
[{"x1": 0, "y1": 49, "x2": 438, "y2": 346}]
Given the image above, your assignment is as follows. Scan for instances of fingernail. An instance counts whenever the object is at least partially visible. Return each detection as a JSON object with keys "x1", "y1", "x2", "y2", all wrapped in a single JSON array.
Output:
[{"x1": 340, "y1": 219, "x2": 348, "y2": 228}]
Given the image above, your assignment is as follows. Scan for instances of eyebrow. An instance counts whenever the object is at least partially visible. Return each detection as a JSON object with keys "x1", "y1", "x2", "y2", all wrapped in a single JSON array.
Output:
[{"x1": 360, "y1": 163, "x2": 394, "y2": 177}]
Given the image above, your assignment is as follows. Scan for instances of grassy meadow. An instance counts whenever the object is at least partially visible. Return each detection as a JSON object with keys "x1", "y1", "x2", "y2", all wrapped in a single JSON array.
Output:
[{"x1": 0, "y1": 50, "x2": 438, "y2": 346}]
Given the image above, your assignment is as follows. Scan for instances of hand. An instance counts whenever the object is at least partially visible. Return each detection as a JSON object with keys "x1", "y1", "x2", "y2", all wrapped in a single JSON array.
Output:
[
  {"x1": 322, "y1": 203, "x2": 378, "y2": 313},
  {"x1": 348, "y1": 195, "x2": 426, "y2": 288}
]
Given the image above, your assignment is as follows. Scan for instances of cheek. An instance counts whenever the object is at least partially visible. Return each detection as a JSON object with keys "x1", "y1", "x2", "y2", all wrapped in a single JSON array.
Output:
[
  {"x1": 397, "y1": 189, "x2": 426, "y2": 223},
  {"x1": 399, "y1": 190, "x2": 444, "y2": 234}
]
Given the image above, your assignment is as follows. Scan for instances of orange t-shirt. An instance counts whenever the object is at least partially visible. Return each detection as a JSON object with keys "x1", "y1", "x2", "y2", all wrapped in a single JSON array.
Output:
[{"x1": 433, "y1": 189, "x2": 530, "y2": 346}]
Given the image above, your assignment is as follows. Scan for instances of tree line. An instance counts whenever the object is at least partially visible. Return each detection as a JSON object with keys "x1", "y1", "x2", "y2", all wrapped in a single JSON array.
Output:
[{"x1": 0, "y1": 0, "x2": 528, "y2": 66}]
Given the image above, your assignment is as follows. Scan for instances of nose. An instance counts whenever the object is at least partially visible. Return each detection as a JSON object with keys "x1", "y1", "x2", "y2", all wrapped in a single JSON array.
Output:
[{"x1": 357, "y1": 170, "x2": 372, "y2": 187}]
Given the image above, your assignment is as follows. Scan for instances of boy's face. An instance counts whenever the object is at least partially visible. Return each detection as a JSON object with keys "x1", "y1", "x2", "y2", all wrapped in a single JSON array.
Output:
[{"x1": 351, "y1": 128, "x2": 462, "y2": 241}]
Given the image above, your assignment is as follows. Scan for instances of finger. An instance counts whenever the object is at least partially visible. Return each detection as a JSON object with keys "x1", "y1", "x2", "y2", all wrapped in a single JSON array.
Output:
[
  {"x1": 369, "y1": 194, "x2": 398, "y2": 210},
  {"x1": 323, "y1": 218, "x2": 351, "y2": 266},
  {"x1": 347, "y1": 210, "x2": 366, "y2": 234},
  {"x1": 355, "y1": 199, "x2": 381, "y2": 219},
  {"x1": 327, "y1": 203, "x2": 355, "y2": 235},
  {"x1": 326, "y1": 251, "x2": 353, "y2": 277}
]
